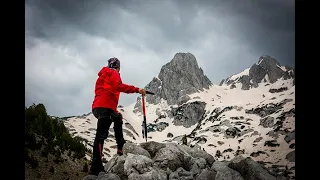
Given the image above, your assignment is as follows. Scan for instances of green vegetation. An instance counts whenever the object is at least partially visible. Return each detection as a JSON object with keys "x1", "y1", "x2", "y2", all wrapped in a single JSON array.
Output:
[
  {"x1": 181, "y1": 134, "x2": 187, "y2": 145},
  {"x1": 82, "y1": 163, "x2": 89, "y2": 172},
  {"x1": 25, "y1": 103, "x2": 90, "y2": 161}
]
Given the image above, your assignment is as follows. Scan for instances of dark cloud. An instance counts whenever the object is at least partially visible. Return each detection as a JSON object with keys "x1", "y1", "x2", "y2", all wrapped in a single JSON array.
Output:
[{"x1": 25, "y1": 0, "x2": 295, "y2": 116}]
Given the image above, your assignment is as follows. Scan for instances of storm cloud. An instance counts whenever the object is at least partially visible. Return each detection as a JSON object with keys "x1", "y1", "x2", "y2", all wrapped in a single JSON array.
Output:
[{"x1": 25, "y1": 0, "x2": 295, "y2": 117}]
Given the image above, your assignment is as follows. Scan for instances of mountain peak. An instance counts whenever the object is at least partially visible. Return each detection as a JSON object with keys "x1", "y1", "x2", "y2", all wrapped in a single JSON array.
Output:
[
  {"x1": 220, "y1": 55, "x2": 295, "y2": 89},
  {"x1": 257, "y1": 55, "x2": 281, "y2": 68},
  {"x1": 164, "y1": 52, "x2": 200, "y2": 74},
  {"x1": 171, "y1": 52, "x2": 197, "y2": 65},
  {"x1": 134, "y1": 53, "x2": 212, "y2": 112}
]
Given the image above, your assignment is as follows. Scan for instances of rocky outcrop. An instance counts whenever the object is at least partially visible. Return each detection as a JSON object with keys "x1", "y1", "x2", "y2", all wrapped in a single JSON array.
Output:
[
  {"x1": 170, "y1": 101, "x2": 207, "y2": 128},
  {"x1": 147, "y1": 122, "x2": 169, "y2": 132},
  {"x1": 245, "y1": 99, "x2": 293, "y2": 118},
  {"x1": 134, "y1": 53, "x2": 212, "y2": 112},
  {"x1": 83, "y1": 142, "x2": 290, "y2": 180}
]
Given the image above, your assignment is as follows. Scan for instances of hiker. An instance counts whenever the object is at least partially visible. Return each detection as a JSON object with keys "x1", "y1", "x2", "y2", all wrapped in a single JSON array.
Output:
[{"x1": 89, "y1": 57, "x2": 146, "y2": 175}]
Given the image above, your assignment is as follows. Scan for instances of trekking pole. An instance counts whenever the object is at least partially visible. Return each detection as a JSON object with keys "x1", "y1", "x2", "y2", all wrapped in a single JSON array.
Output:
[
  {"x1": 141, "y1": 90, "x2": 155, "y2": 142},
  {"x1": 142, "y1": 94, "x2": 147, "y2": 142}
]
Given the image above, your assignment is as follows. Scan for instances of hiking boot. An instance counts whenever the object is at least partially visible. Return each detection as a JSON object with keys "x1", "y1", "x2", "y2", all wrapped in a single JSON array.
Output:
[
  {"x1": 89, "y1": 167, "x2": 106, "y2": 176},
  {"x1": 89, "y1": 170, "x2": 99, "y2": 176},
  {"x1": 89, "y1": 169, "x2": 106, "y2": 176},
  {"x1": 89, "y1": 161, "x2": 105, "y2": 176},
  {"x1": 117, "y1": 149, "x2": 123, "y2": 156}
]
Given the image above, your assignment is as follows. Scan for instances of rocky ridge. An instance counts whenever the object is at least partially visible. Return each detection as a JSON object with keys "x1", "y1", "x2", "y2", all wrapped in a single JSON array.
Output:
[{"x1": 83, "y1": 141, "x2": 291, "y2": 180}]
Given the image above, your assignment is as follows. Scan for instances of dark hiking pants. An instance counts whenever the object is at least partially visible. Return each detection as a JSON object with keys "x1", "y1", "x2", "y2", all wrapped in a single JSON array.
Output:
[{"x1": 90, "y1": 107, "x2": 125, "y2": 174}]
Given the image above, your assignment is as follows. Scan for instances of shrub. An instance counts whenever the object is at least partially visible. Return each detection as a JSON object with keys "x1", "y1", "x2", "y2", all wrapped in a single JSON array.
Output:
[{"x1": 82, "y1": 163, "x2": 89, "y2": 172}]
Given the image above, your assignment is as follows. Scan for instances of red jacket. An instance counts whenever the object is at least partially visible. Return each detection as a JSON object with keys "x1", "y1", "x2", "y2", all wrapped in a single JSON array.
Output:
[{"x1": 92, "y1": 67, "x2": 140, "y2": 112}]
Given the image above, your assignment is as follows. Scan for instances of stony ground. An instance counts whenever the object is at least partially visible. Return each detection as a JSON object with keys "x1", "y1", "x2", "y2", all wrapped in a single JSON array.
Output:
[{"x1": 25, "y1": 149, "x2": 91, "y2": 180}]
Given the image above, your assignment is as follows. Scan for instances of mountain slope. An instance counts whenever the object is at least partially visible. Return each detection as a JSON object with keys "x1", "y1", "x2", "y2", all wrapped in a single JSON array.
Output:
[{"x1": 63, "y1": 53, "x2": 295, "y2": 179}]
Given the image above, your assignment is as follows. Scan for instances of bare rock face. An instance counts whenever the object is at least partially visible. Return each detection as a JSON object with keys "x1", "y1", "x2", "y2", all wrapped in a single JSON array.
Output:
[{"x1": 134, "y1": 52, "x2": 212, "y2": 112}]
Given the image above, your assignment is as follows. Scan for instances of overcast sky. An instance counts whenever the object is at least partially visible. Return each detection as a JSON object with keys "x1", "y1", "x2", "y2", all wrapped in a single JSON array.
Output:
[{"x1": 25, "y1": 0, "x2": 295, "y2": 117}]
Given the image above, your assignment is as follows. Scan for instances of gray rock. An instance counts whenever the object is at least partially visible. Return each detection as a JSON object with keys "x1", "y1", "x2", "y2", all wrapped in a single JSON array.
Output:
[
  {"x1": 83, "y1": 175, "x2": 98, "y2": 180},
  {"x1": 167, "y1": 132, "x2": 174, "y2": 138},
  {"x1": 153, "y1": 143, "x2": 185, "y2": 171},
  {"x1": 249, "y1": 64, "x2": 267, "y2": 84},
  {"x1": 104, "y1": 155, "x2": 127, "y2": 180},
  {"x1": 220, "y1": 120, "x2": 231, "y2": 127},
  {"x1": 229, "y1": 155, "x2": 245, "y2": 164},
  {"x1": 171, "y1": 101, "x2": 206, "y2": 128},
  {"x1": 284, "y1": 131, "x2": 295, "y2": 143},
  {"x1": 127, "y1": 169, "x2": 167, "y2": 180},
  {"x1": 177, "y1": 144, "x2": 215, "y2": 167},
  {"x1": 99, "y1": 142, "x2": 281, "y2": 180},
  {"x1": 212, "y1": 161, "x2": 244, "y2": 180},
  {"x1": 178, "y1": 95, "x2": 191, "y2": 105},
  {"x1": 285, "y1": 150, "x2": 295, "y2": 162},
  {"x1": 147, "y1": 122, "x2": 169, "y2": 132},
  {"x1": 155, "y1": 108, "x2": 161, "y2": 116},
  {"x1": 177, "y1": 167, "x2": 193, "y2": 177},
  {"x1": 140, "y1": 141, "x2": 167, "y2": 158},
  {"x1": 245, "y1": 103, "x2": 284, "y2": 118},
  {"x1": 260, "y1": 116, "x2": 275, "y2": 128},
  {"x1": 258, "y1": 55, "x2": 285, "y2": 83},
  {"x1": 250, "y1": 151, "x2": 269, "y2": 158},
  {"x1": 205, "y1": 126, "x2": 223, "y2": 133},
  {"x1": 190, "y1": 158, "x2": 207, "y2": 176},
  {"x1": 96, "y1": 172, "x2": 121, "y2": 180},
  {"x1": 251, "y1": 131, "x2": 260, "y2": 137},
  {"x1": 239, "y1": 129, "x2": 254, "y2": 137},
  {"x1": 133, "y1": 96, "x2": 142, "y2": 114},
  {"x1": 239, "y1": 75, "x2": 251, "y2": 90},
  {"x1": 169, "y1": 167, "x2": 193, "y2": 180},
  {"x1": 230, "y1": 83, "x2": 236, "y2": 89},
  {"x1": 253, "y1": 137, "x2": 263, "y2": 143},
  {"x1": 228, "y1": 156, "x2": 277, "y2": 180},
  {"x1": 269, "y1": 87, "x2": 288, "y2": 93},
  {"x1": 219, "y1": 79, "x2": 225, "y2": 86},
  {"x1": 124, "y1": 153, "x2": 153, "y2": 175},
  {"x1": 123, "y1": 142, "x2": 151, "y2": 158},
  {"x1": 196, "y1": 169, "x2": 217, "y2": 180},
  {"x1": 224, "y1": 127, "x2": 241, "y2": 138}
]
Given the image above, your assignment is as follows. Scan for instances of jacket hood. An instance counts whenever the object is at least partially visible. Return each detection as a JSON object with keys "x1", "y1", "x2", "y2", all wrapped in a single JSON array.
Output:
[{"x1": 98, "y1": 67, "x2": 118, "y2": 76}]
